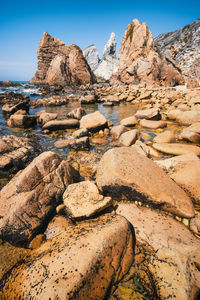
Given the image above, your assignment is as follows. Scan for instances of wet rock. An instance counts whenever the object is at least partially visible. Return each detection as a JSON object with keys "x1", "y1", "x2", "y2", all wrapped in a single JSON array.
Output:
[
  {"x1": 119, "y1": 129, "x2": 139, "y2": 146},
  {"x1": 0, "y1": 135, "x2": 39, "y2": 172},
  {"x1": 135, "y1": 108, "x2": 161, "y2": 120},
  {"x1": 72, "y1": 128, "x2": 89, "y2": 139},
  {"x1": 102, "y1": 101, "x2": 113, "y2": 106},
  {"x1": 179, "y1": 122, "x2": 200, "y2": 143},
  {"x1": 38, "y1": 112, "x2": 58, "y2": 126},
  {"x1": 80, "y1": 111, "x2": 108, "y2": 132},
  {"x1": 80, "y1": 94, "x2": 96, "y2": 104},
  {"x1": 153, "y1": 130, "x2": 176, "y2": 143},
  {"x1": 140, "y1": 119, "x2": 167, "y2": 129},
  {"x1": 153, "y1": 143, "x2": 200, "y2": 156},
  {"x1": 2, "y1": 100, "x2": 29, "y2": 116},
  {"x1": 116, "y1": 203, "x2": 200, "y2": 300},
  {"x1": 63, "y1": 181, "x2": 112, "y2": 219},
  {"x1": 0, "y1": 215, "x2": 134, "y2": 299},
  {"x1": 42, "y1": 119, "x2": 79, "y2": 131},
  {"x1": 69, "y1": 136, "x2": 90, "y2": 150},
  {"x1": 120, "y1": 115, "x2": 138, "y2": 127},
  {"x1": 67, "y1": 107, "x2": 86, "y2": 120},
  {"x1": 111, "y1": 125, "x2": 128, "y2": 139},
  {"x1": 7, "y1": 114, "x2": 37, "y2": 129},
  {"x1": 0, "y1": 151, "x2": 79, "y2": 246},
  {"x1": 96, "y1": 147, "x2": 195, "y2": 218}
]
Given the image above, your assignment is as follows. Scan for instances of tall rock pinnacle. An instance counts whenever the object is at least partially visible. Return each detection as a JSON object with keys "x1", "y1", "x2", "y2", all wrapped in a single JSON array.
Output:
[{"x1": 83, "y1": 45, "x2": 100, "y2": 72}]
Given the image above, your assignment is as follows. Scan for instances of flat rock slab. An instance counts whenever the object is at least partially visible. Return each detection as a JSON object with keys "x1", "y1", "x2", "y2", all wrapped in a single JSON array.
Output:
[
  {"x1": 120, "y1": 116, "x2": 138, "y2": 127},
  {"x1": 153, "y1": 143, "x2": 200, "y2": 156},
  {"x1": 153, "y1": 130, "x2": 175, "y2": 143},
  {"x1": 63, "y1": 181, "x2": 112, "y2": 218},
  {"x1": 42, "y1": 119, "x2": 79, "y2": 130},
  {"x1": 0, "y1": 151, "x2": 79, "y2": 246},
  {"x1": 116, "y1": 203, "x2": 200, "y2": 300},
  {"x1": 176, "y1": 111, "x2": 200, "y2": 125},
  {"x1": 80, "y1": 111, "x2": 108, "y2": 132},
  {"x1": 135, "y1": 108, "x2": 161, "y2": 120},
  {"x1": 0, "y1": 215, "x2": 134, "y2": 299},
  {"x1": 96, "y1": 147, "x2": 194, "y2": 218},
  {"x1": 140, "y1": 119, "x2": 167, "y2": 129},
  {"x1": 119, "y1": 129, "x2": 139, "y2": 146}
]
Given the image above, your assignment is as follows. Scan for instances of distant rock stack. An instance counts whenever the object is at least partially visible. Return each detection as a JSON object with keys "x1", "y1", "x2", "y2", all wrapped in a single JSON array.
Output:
[
  {"x1": 83, "y1": 33, "x2": 118, "y2": 81},
  {"x1": 155, "y1": 19, "x2": 200, "y2": 83},
  {"x1": 30, "y1": 32, "x2": 96, "y2": 85},
  {"x1": 110, "y1": 19, "x2": 184, "y2": 86},
  {"x1": 83, "y1": 45, "x2": 100, "y2": 72}
]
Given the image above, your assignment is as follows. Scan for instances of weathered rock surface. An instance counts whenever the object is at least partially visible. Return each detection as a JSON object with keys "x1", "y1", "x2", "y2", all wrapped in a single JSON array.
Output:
[
  {"x1": 38, "y1": 112, "x2": 58, "y2": 126},
  {"x1": 111, "y1": 19, "x2": 184, "y2": 86},
  {"x1": 7, "y1": 114, "x2": 37, "y2": 128},
  {"x1": 139, "y1": 119, "x2": 167, "y2": 129},
  {"x1": 155, "y1": 19, "x2": 200, "y2": 82},
  {"x1": 153, "y1": 130, "x2": 176, "y2": 143},
  {"x1": 96, "y1": 147, "x2": 194, "y2": 218},
  {"x1": 67, "y1": 107, "x2": 86, "y2": 120},
  {"x1": 0, "y1": 135, "x2": 39, "y2": 172},
  {"x1": 135, "y1": 108, "x2": 161, "y2": 120},
  {"x1": 80, "y1": 94, "x2": 96, "y2": 104},
  {"x1": 119, "y1": 129, "x2": 139, "y2": 146},
  {"x1": 153, "y1": 143, "x2": 200, "y2": 156},
  {"x1": 170, "y1": 160, "x2": 200, "y2": 204},
  {"x1": 63, "y1": 181, "x2": 112, "y2": 218},
  {"x1": 42, "y1": 118, "x2": 79, "y2": 131},
  {"x1": 116, "y1": 203, "x2": 200, "y2": 300},
  {"x1": 179, "y1": 122, "x2": 200, "y2": 143},
  {"x1": 111, "y1": 125, "x2": 128, "y2": 139},
  {"x1": 176, "y1": 111, "x2": 200, "y2": 125},
  {"x1": 30, "y1": 32, "x2": 96, "y2": 85},
  {"x1": 2, "y1": 100, "x2": 29, "y2": 116},
  {"x1": 80, "y1": 111, "x2": 108, "y2": 132},
  {"x1": 94, "y1": 32, "x2": 118, "y2": 81},
  {"x1": 0, "y1": 151, "x2": 79, "y2": 245},
  {"x1": 83, "y1": 44, "x2": 100, "y2": 71},
  {"x1": 120, "y1": 116, "x2": 138, "y2": 127},
  {"x1": 72, "y1": 128, "x2": 89, "y2": 139},
  {"x1": 0, "y1": 215, "x2": 134, "y2": 299}
]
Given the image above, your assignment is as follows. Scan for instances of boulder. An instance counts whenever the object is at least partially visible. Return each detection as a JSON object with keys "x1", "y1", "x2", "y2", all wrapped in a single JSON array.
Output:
[
  {"x1": 116, "y1": 203, "x2": 200, "y2": 300},
  {"x1": 111, "y1": 125, "x2": 128, "y2": 139},
  {"x1": 67, "y1": 107, "x2": 86, "y2": 120},
  {"x1": 38, "y1": 112, "x2": 57, "y2": 126},
  {"x1": 111, "y1": 19, "x2": 184, "y2": 86},
  {"x1": 120, "y1": 116, "x2": 138, "y2": 127},
  {"x1": 179, "y1": 122, "x2": 200, "y2": 143},
  {"x1": 153, "y1": 143, "x2": 200, "y2": 156},
  {"x1": 63, "y1": 181, "x2": 112, "y2": 218},
  {"x1": 153, "y1": 130, "x2": 176, "y2": 143},
  {"x1": 119, "y1": 129, "x2": 139, "y2": 146},
  {"x1": 72, "y1": 128, "x2": 89, "y2": 139},
  {"x1": 140, "y1": 119, "x2": 167, "y2": 129},
  {"x1": 96, "y1": 147, "x2": 194, "y2": 218},
  {"x1": 0, "y1": 135, "x2": 39, "y2": 172},
  {"x1": 0, "y1": 152, "x2": 79, "y2": 246},
  {"x1": 42, "y1": 119, "x2": 79, "y2": 131},
  {"x1": 7, "y1": 114, "x2": 37, "y2": 129},
  {"x1": 176, "y1": 111, "x2": 200, "y2": 125},
  {"x1": 80, "y1": 94, "x2": 96, "y2": 104},
  {"x1": 80, "y1": 111, "x2": 108, "y2": 132},
  {"x1": 170, "y1": 160, "x2": 200, "y2": 204},
  {"x1": 30, "y1": 32, "x2": 96, "y2": 85},
  {"x1": 0, "y1": 215, "x2": 134, "y2": 299},
  {"x1": 69, "y1": 136, "x2": 90, "y2": 150},
  {"x1": 2, "y1": 100, "x2": 29, "y2": 116},
  {"x1": 135, "y1": 108, "x2": 161, "y2": 120}
]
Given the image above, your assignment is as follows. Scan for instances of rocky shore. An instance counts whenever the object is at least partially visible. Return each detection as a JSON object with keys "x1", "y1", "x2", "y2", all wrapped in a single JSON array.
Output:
[{"x1": 0, "y1": 17, "x2": 200, "y2": 299}]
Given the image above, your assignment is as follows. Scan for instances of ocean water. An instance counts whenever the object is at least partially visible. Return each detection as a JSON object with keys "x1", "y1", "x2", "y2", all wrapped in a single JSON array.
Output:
[{"x1": 0, "y1": 81, "x2": 41, "y2": 95}]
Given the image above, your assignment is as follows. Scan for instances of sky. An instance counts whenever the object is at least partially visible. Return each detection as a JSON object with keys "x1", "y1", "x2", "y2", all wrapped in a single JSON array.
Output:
[{"x1": 0, "y1": 0, "x2": 199, "y2": 81}]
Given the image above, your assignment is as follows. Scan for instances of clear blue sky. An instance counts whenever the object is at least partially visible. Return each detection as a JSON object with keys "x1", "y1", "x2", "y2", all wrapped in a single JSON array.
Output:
[{"x1": 0, "y1": 0, "x2": 199, "y2": 81}]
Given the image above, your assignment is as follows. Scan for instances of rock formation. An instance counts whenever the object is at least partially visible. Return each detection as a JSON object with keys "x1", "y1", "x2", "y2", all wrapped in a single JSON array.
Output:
[
  {"x1": 83, "y1": 44, "x2": 100, "y2": 71},
  {"x1": 155, "y1": 19, "x2": 200, "y2": 82},
  {"x1": 111, "y1": 19, "x2": 184, "y2": 86},
  {"x1": 83, "y1": 33, "x2": 118, "y2": 81},
  {"x1": 94, "y1": 32, "x2": 118, "y2": 81},
  {"x1": 30, "y1": 32, "x2": 96, "y2": 85}
]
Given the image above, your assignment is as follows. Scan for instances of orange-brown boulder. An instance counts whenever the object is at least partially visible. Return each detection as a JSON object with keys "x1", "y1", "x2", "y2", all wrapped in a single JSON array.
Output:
[
  {"x1": 30, "y1": 32, "x2": 96, "y2": 85},
  {"x1": 110, "y1": 19, "x2": 184, "y2": 86}
]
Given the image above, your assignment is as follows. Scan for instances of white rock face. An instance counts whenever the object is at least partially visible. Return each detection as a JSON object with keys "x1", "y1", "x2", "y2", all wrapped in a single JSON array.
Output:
[
  {"x1": 83, "y1": 44, "x2": 99, "y2": 71},
  {"x1": 95, "y1": 32, "x2": 118, "y2": 80}
]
